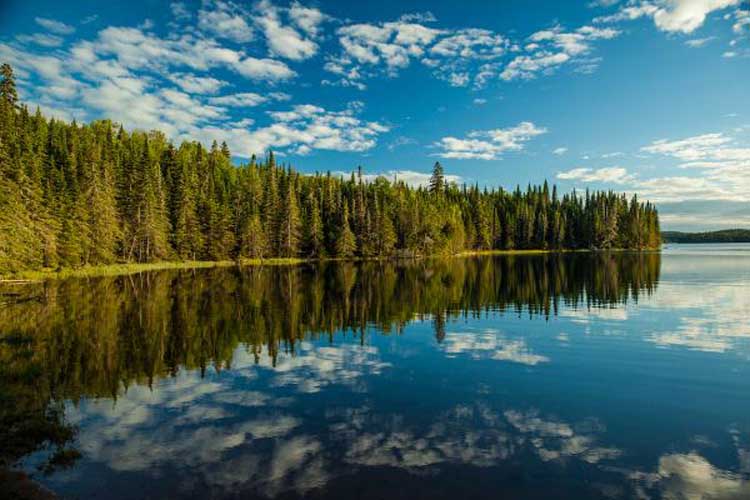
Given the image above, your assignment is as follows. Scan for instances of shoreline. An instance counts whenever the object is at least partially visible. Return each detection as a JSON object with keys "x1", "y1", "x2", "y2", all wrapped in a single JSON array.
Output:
[{"x1": 0, "y1": 247, "x2": 660, "y2": 282}]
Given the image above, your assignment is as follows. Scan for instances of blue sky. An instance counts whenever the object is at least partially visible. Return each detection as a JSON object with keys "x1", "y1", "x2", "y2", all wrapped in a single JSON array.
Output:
[{"x1": 1, "y1": 0, "x2": 749, "y2": 230}]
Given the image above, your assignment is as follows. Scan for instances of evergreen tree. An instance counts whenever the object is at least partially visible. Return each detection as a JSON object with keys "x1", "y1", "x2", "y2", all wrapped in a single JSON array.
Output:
[
  {"x1": 336, "y1": 203, "x2": 357, "y2": 258},
  {"x1": 0, "y1": 63, "x2": 17, "y2": 108},
  {"x1": 430, "y1": 161, "x2": 445, "y2": 196},
  {"x1": 277, "y1": 176, "x2": 301, "y2": 258}
]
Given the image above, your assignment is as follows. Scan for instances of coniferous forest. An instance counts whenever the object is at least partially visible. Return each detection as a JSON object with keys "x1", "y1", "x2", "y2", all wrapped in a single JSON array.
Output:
[{"x1": 0, "y1": 64, "x2": 661, "y2": 273}]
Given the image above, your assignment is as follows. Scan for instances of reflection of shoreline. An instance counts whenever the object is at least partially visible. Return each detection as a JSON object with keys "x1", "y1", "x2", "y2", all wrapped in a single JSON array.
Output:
[
  {"x1": 3, "y1": 248, "x2": 660, "y2": 282},
  {"x1": 0, "y1": 254, "x2": 661, "y2": 491}
]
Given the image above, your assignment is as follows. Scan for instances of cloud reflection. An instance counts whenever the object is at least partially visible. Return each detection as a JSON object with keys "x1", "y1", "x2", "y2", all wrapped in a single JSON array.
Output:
[{"x1": 441, "y1": 329, "x2": 550, "y2": 366}]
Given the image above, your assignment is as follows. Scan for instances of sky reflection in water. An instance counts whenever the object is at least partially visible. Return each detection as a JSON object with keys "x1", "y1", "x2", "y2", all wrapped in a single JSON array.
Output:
[{"x1": 3, "y1": 246, "x2": 750, "y2": 499}]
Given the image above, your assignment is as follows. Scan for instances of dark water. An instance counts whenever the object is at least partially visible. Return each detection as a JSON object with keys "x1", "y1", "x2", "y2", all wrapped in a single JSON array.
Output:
[{"x1": 2, "y1": 247, "x2": 749, "y2": 499}]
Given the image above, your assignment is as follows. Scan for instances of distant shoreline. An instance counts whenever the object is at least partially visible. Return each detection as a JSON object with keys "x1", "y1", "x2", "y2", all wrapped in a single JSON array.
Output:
[
  {"x1": 0, "y1": 248, "x2": 659, "y2": 282},
  {"x1": 662, "y1": 229, "x2": 750, "y2": 244}
]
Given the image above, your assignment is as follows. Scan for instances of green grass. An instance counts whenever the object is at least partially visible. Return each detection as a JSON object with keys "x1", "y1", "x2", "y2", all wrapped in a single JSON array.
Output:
[{"x1": 0, "y1": 258, "x2": 308, "y2": 281}]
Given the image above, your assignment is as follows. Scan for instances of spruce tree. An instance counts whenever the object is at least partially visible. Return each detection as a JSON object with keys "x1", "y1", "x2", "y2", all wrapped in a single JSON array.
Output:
[
  {"x1": 429, "y1": 161, "x2": 445, "y2": 196},
  {"x1": 336, "y1": 203, "x2": 357, "y2": 258}
]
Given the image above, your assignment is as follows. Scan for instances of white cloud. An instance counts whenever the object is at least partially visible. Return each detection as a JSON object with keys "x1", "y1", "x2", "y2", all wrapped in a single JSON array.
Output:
[
  {"x1": 209, "y1": 91, "x2": 289, "y2": 107},
  {"x1": 555, "y1": 131, "x2": 750, "y2": 203},
  {"x1": 553, "y1": 147, "x2": 569, "y2": 155},
  {"x1": 171, "y1": 2, "x2": 191, "y2": 21},
  {"x1": 595, "y1": 0, "x2": 742, "y2": 34},
  {"x1": 187, "y1": 102, "x2": 389, "y2": 158},
  {"x1": 733, "y1": 8, "x2": 750, "y2": 33},
  {"x1": 288, "y1": 2, "x2": 327, "y2": 37},
  {"x1": 337, "y1": 22, "x2": 442, "y2": 70},
  {"x1": 441, "y1": 329, "x2": 550, "y2": 366},
  {"x1": 434, "y1": 122, "x2": 547, "y2": 160},
  {"x1": 387, "y1": 136, "x2": 418, "y2": 151},
  {"x1": 233, "y1": 56, "x2": 296, "y2": 80},
  {"x1": 398, "y1": 12, "x2": 438, "y2": 23},
  {"x1": 329, "y1": 19, "x2": 515, "y2": 88},
  {"x1": 557, "y1": 166, "x2": 634, "y2": 184},
  {"x1": 255, "y1": 0, "x2": 319, "y2": 61},
  {"x1": 430, "y1": 28, "x2": 508, "y2": 59},
  {"x1": 86, "y1": 26, "x2": 294, "y2": 82},
  {"x1": 641, "y1": 133, "x2": 734, "y2": 160},
  {"x1": 685, "y1": 36, "x2": 716, "y2": 47},
  {"x1": 473, "y1": 98, "x2": 488, "y2": 105},
  {"x1": 34, "y1": 17, "x2": 76, "y2": 35},
  {"x1": 15, "y1": 33, "x2": 64, "y2": 47},
  {"x1": 501, "y1": 25, "x2": 620, "y2": 81},
  {"x1": 198, "y1": 0, "x2": 254, "y2": 43},
  {"x1": 168, "y1": 73, "x2": 227, "y2": 94},
  {"x1": 629, "y1": 452, "x2": 750, "y2": 499},
  {"x1": 3, "y1": 20, "x2": 368, "y2": 160}
]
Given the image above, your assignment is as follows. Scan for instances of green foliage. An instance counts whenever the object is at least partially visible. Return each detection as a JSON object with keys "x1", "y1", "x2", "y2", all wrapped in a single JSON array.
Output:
[{"x1": 0, "y1": 64, "x2": 661, "y2": 273}]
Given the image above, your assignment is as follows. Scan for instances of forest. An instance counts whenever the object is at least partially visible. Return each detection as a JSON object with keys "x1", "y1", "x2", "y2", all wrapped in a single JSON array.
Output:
[
  {"x1": 0, "y1": 63, "x2": 661, "y2": 273},
  {"x1": 662, "y1": 229, "x2": 750, "y2": 243}
]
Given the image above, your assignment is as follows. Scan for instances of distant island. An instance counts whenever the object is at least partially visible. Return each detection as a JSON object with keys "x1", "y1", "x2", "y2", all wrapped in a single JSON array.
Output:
[
  {"x1": 0, "y1": 63, "x2": 660, "y2": 276},
  {"x1": 662, "y1": 229, "x2": 750, "y2": 244}
]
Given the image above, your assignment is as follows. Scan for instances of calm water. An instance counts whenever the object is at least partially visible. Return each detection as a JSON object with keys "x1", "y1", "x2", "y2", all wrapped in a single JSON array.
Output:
[{"x1": 2, "y1": 246, "x2": 750, "y2": 499}]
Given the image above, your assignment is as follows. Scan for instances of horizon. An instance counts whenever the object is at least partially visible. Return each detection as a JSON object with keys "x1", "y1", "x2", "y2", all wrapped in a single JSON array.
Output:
[{"x1": 1, "y1": 0, "x2": 748, "y2": 230}]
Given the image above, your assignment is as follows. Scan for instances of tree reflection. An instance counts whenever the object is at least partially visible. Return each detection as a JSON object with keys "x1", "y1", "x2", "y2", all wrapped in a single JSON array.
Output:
[{"x1": 0, "y1": 252, "x2": 660, "y2": 471}]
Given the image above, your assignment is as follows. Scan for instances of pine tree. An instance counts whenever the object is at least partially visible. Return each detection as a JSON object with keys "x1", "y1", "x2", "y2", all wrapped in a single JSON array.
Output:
[
  {"x1": 304, "y1": 192, "x2": 325, "y2": 257},
  {"x1": 429, "y1": 161, "x2": 445, "y2": 196},
  {"x1": 336, "y1": 203, "x2": 357, "y2": 258},
  {"x1": 0, "y1": 63, "x2": 18, "y2": 108},
  {"x1": 277, "y1": 177, "x2": 301, "y2": 258},
  {"x1": 240, "y1": 213, "x2": 267, "y2": 258}
]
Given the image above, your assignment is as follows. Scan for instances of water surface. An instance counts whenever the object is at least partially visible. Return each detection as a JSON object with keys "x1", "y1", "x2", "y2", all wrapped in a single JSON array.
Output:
[{"x1": 2, "y1": 247, "x2": 749, "y2": 499}]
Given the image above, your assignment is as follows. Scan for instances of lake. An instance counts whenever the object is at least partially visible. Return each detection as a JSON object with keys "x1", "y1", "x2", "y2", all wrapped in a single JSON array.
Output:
[{"x1": 2, "y1": 245, "x2": 750, "y2": 499}]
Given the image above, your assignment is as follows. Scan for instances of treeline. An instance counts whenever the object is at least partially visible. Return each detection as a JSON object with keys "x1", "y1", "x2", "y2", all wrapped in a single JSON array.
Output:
[
  {"x1": 662, "y1": 229, "x2": 750, "y2": 244},
  {"x1": 0, "y1": 64, "x2": 660, "y2": 273}
]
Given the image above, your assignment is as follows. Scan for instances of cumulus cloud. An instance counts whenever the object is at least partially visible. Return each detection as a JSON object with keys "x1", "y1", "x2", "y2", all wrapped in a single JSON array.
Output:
[
  {"x1": 3, "y1": 10, "x2": 394, "y2": 161},
  {"x1": 255, "y1": 0, "x2": 320, "y2": 61},
  {"x1": 434, "y1": 122, "x2": 547, "y2": 160},
  {"x1": 168, "y1": 73, "x2": 228, "y2": 94},
  {"x1": 198, "y1": 0, "x2": 254, "y2": 43},
  {"x1": 288, "y1": 1, "x2": 328, "y2": 37},
  {"x1": 187, "y1": 102, "x2": 389, "y2": 158},
  {"x1": 595, "y1": 0, "x2": 742, "y2": 34},
  {"x1": 501, "y1": 25, "x2": 620, "y2": 81},
  {"x1": 328, "y1": 19, "x2": 513, "y2": 89},
  {"x1": 170, "y1": 2, "x2": 191, "y2": 21}
]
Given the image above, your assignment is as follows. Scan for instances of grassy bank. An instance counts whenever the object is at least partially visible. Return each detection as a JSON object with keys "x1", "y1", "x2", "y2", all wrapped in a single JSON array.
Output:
[
  {"x1": 0, "y1": 247, "x2": 658, "y2": 282},
  {"x1": 0, "y1": 258, "x2": 309, "y2": 282}
]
